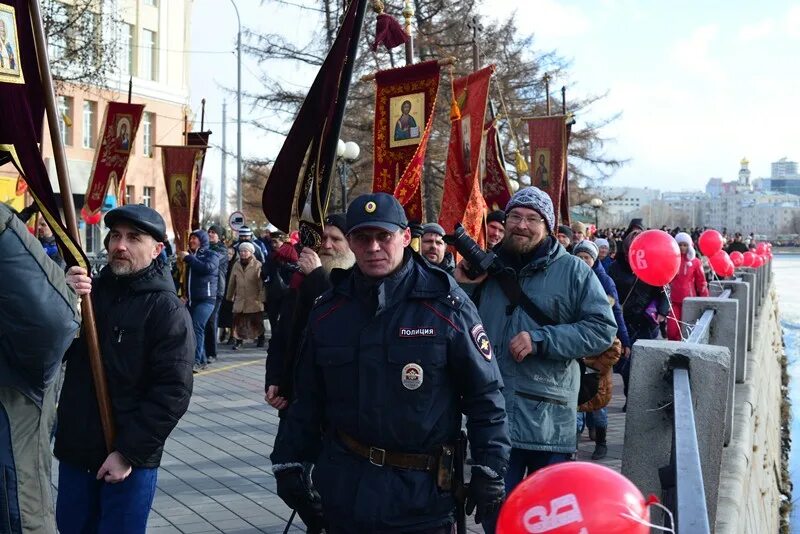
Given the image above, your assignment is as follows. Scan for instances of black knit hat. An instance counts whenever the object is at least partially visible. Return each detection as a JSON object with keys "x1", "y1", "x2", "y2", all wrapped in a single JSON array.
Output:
[
  {"x1": 556, "y1": 225, "x2": 573, "y2": 239},
  {"x1": 324, "y1": 213, "x2": 348, "y2": 235},
  {"x1": 486, "y1": 210, "x2": 506, "y2": 225}
]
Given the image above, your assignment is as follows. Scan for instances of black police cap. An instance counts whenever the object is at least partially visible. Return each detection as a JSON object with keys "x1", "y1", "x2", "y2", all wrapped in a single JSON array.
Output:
[
  {"x1": 104, "y1": 204, "x2": 166, "y2": 242},
  {"x1": 346, "y1": 192, "x2": 408, "y2": 234}
]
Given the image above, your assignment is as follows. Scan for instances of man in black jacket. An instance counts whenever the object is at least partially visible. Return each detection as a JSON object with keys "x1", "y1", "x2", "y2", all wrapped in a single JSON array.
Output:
[{"x1": 58, "y1": 204, "x2": 194, "y2": 533}]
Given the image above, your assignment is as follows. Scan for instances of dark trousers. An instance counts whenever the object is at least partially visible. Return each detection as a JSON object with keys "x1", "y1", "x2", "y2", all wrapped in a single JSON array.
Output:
[
  {"x1": 204, "y1": 297, "x2": 222, "y2": 358},
  {"x1": 618, "y1": 317, "x2": 660, "y2": 397},
  {"x1": 56, "y1": 461, "x2": 158, "y2": 534}
]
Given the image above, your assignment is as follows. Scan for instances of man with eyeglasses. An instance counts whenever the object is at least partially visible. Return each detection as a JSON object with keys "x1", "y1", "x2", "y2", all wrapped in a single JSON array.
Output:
[
  {"x1": 454, "y1": 186, "x2": 616, "y2": 521},
  {"x1": 271, "y1": 192, "x2": 510, "y2": 533}
]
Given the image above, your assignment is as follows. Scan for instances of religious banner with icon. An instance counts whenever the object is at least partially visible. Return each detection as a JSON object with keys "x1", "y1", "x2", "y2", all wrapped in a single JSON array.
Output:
[
  {"x1": 372, "y1": 60, "x2": 439, "y2": 222},
  {"x1": 83, "y1": 101, "x2": 145, "y2": 215},
  {"x1": 160, "y1": 145, "x2": 203, "y2": 252},
  {"x1": 527, "y1": 115, "x2": 569, "y2": 224},
  {"x1": 482, "y1": 115, "x2": 512, "y2": 212},
  {"x1": 187, "y1": 131, "x2": 211, "y2": 230},
  {"x1": 438, "y1": 65, "x2": 493, "y2": 248},
  {"x1": 0, "y1": 0, "x2": 86, "y2": 267}
]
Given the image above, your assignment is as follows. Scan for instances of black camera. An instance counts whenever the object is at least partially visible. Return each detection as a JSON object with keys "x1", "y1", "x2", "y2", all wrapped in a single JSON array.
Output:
[{"x1": 443, "y1": 223, "x2": 502, "y2": 279}]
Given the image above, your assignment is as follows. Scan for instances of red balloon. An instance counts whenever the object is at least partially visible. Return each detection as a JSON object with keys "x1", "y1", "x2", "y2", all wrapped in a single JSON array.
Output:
[
  {"x1": 756, "y1": 242, "x2": 768, "y2": 255},
  {"x1": 730, "y1": 251, "x2": 744, "y2": 267},
  {"x1": 709, "y1": 250, "x2": 734, "y2": 277},
  {"x1": 752, "y1": 255, "x2": 764, "y2": 268},
  {"x1": 627, "y1": 230, "x2": 681, "y2": 286},
  {"x1": 81, "y1": 206, "x2": 102, "y2": 225},
  {"x1": 698, "y1": 229, "x2": 724, "y2": 256},
  {"x1": 742, "y1": 251, "x2": 756, "y2": 267},
  {"x1": 497, "y1": 462, "x2": 651, "y2": 534}
]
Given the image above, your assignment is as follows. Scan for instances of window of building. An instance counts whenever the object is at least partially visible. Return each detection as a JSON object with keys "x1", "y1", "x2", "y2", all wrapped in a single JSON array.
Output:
[
  {"x1": 48, "y1": 5, "x2": 68, "y2": 61},
  {"x1": 125, "y1": 185, "x2": 135, "y2": 204},
  {"x1": 142, "y1": 186, "x2": 154, "y2": 208},
  {"x1": 119, "y1": 23, "x2": 134, "y2": 76},
  {"x1": 140, "y1": 29, "x2": 157, "y2": 80},
  {"x1": 85, "y1": 223, "x2": 101, "y2": 254},
  {"x1": 82, "y1": 100, "x2": 97, "y2": 148},
  {"x1": 58, "y1": 96, "x2": 74, "y2": 146},
  {"x1": 142, "y1": 112, "x2": 154, "y2": 157}
]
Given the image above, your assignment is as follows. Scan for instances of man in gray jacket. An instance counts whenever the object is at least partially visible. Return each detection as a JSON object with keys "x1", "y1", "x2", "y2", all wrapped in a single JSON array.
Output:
[
  {"x1": 455, "y1": 187, "x2": 616, "y2": 496},
  {"x1": 0, "y1": 202, "x2": 80, "y2": 533}
]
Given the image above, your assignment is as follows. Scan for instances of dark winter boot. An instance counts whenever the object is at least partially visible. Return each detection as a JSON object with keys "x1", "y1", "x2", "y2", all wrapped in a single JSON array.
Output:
[
  {"x1": 591, "y1": 427, "x2": 608, "y2": 460},
  {"x1": 588, "y1": 426, "x2": 596, "y2": 441},
  {"x1": 256, "y1": 334, "x2": 265, "y2": 348}
]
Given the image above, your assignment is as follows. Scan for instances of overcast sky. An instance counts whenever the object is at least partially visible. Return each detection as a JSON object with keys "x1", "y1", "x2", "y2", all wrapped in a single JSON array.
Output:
[{"x1": 189, "y1": 0, "x2": 800, "y2": 214}]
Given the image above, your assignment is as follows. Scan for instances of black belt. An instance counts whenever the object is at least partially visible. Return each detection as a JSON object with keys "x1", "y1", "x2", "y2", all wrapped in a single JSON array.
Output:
[{"x1": 338, "y1": 431, "x2": 438, "y2": 471}]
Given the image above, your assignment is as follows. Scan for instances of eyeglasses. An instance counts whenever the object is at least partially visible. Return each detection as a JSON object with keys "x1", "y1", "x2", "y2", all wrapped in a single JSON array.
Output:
[
  {"x1": 506, "y1": 213, "x2": 545, "y2": 226},
  {"x1": 349, "y1": 230, "x2": 397, "y2": 246}
]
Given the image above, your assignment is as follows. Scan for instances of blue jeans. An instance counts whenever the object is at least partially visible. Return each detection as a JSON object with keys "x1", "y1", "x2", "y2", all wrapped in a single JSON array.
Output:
[
  {"x1": 56, "y1": 461, "x2": 158, "y2": 534},
  {"x1": 204, "y1": 297, "x2": 222, "y2": 358},
  {"x1": 576, "y1": 408, "x2": 608, "y2": 433},
  {"x1": 189, "y1": 300, "x2": 215, "y2": 365}
]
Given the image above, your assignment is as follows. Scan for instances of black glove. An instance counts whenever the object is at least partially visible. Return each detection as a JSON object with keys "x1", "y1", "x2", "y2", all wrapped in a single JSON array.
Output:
[
  {"x1": 275, "y1": 466, "x2": 326, "y2": 533},
  {"x1": 465, "y1": 466, "x2": 506, "y2": 525}
]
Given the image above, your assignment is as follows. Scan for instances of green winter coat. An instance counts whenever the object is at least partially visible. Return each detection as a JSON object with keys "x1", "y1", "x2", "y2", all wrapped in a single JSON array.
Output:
[{"x1": 463, "y1": 238, "x2": 617, "y2": 453}]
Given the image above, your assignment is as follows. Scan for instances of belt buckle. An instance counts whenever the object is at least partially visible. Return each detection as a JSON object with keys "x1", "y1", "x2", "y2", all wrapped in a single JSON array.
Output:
[{"x1": 369, "y1": 446, "x2": 386, "y2": 466}]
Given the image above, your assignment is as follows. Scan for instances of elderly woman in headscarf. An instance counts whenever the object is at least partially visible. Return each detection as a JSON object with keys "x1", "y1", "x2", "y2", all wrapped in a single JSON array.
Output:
[
  {"x1": 666, "y1": 232, "x2": 709, "y2": 341},
  {"x1": 225, "y1": 241, "x2": 265, "y2": 349},
  {"x1": 594, "y1": 238, "x2": 612, "y2": 271}
]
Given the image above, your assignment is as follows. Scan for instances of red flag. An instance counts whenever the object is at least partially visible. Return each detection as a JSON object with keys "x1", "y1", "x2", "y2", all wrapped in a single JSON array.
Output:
[
  {"x1": 372, "y1": 60, "x2": 440, "y2": 222},
  {"x1": 187, "y1": 131, "x2": 211, "y2": 229},
  {"x1": 527, "y1": 115, "x2": 569, "y2": 224},
  {"x1": 161, "y1": 145, "x2": 203, "y2": 252},
  {"x1": 482, "y1": 118, "x2": 512, "y2": 211},
  {"x1": 0, "y1": 0, "x2": 86, "y2": 267},
  {"x1": 84, "y1": 101, "x2": 145, "y2": 215},
  {"x1": 438, "y1": 66, "x2": 493, "y2": 247},
  {"x1": 262, "y1": 0, "x2": 368, "y2": 234}
]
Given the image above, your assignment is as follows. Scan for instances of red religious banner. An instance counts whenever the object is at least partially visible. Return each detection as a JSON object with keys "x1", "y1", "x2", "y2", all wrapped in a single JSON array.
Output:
[
  {"x1": 438, "y1": 66, "x2": 493, "y2": 247},
  {"x1": 160, "y1": 145, "x2": 203, "y2": 252},
  {"x1": 482, "y1": 118, "x2": 512, "y2": 211},
  {"x1": 527, "y1": 115, "x2": 568, "y2": 224},
  {"x1": 83, "y1": 102, "x2": 144, "y2": 215},
  {"x1": 372, "y1": 60, "x2": 440, "y2": 222},
  {"x1": 187, "y1": 131, "x2": 210, "y2": 229}
]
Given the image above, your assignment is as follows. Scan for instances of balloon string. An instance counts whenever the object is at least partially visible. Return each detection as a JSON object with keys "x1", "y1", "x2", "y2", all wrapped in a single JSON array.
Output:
[{"x1": 620, "y1": 501, "x2": 675, "y2": 533}]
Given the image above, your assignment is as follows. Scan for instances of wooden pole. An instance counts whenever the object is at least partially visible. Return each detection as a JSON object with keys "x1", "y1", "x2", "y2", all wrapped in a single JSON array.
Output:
[
  {"x1": 403, "y1": 0, "x2": 415, "y2": 65},
  {"x1": 200, "y1": 98, "x2": 206, "y2": 131},
  {"x1": 127, "y1": 76, "x2": 132, "y2": 104},
  {"x1": 561, "y1": 86, "x2": 566, "y2": 115},
  {"x1": 28, "y1": 0, "x2": 116, "y2": 453},
  {"x1": 544, "y1": 73, "x2": 551, "y2": 115}
]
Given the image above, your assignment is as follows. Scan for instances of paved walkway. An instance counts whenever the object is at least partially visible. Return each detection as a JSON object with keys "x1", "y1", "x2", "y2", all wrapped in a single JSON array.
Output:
[{"x1": 52, "y1": 343, "x2": 627, "y2": 533}]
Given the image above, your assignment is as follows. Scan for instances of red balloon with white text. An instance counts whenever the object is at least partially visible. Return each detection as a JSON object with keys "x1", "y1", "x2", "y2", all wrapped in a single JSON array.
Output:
[{"x1": 628, "y1": 230, "x2": 681, "y2": 286}]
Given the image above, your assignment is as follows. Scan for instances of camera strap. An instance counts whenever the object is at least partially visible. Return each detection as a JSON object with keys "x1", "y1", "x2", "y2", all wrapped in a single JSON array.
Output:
[{"x1": 493, "y1": 270, "x2": 556, "y2": 327}]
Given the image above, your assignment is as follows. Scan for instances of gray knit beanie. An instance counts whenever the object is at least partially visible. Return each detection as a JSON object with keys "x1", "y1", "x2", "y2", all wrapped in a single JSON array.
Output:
[
  {"x1": 573, "y1": 240, "x2": 599, "y2": 262},
  {"x1": 505, "y1": 186, "x2": 555, "y2": 233}
]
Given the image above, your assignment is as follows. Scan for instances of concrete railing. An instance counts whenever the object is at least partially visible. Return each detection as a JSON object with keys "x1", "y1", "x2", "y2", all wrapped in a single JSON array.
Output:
[{"x1": 621, "y1": 260, "x2": 785, "y2": 533}]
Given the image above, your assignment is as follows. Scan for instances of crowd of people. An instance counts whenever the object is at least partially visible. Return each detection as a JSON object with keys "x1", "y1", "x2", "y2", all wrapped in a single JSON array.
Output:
[{"x1": 0, "y1": 191, "x2": 761, "y2": 533}]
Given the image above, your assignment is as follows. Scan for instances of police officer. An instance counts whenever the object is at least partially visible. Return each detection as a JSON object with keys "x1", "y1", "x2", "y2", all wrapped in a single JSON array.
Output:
[{"x1": 271, "y1": 193, "x2": 510, "y2": 533}]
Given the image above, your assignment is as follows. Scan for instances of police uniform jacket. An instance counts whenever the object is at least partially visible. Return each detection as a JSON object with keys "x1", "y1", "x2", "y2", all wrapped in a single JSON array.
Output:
[
  {"x1": 464, "y1": 237, "x2": 617, "y2": 454},
  {"x1": 271, "y1": 252, "x2": 510, "y2": 531},
  {"x1": 54, "y1": 259, "x2": 195, "y2": 473}
]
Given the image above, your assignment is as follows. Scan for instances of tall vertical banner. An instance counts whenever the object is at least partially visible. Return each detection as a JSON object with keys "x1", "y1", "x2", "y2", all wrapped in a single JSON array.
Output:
[
  {"x1": 83, "y1": 101, "x2": 145, "y2": 214},
  {"x1": 482, "y1": 117, "x2": 513, "y2": 211},
  {"x1": 0, "y1": 0, "x2": 86, "y2": 266},
  {"x1": 187, "y1": 131, "x2": 210, "y2": 230},
  {"x1": 438, "y1": 66, "x2": 493, "y2": 247},
  {"x1": 161, "y1": 145, "x2": 203, "y2": 252},
  {"x1": 527, "y1": 115, "x2": 568, "y2": 224},
  {"x1": 372, "y1": 60, "x2": 440, "y2": 222}
]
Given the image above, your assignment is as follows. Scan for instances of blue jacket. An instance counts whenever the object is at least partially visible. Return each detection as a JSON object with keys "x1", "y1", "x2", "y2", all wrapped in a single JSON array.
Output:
[
  {"x1": 463, "y1": 238, "x2": 617, "y2": 453},
  {"x1": 184, "y1": 230, "x2": 220, "y2": 304},
  {"x1": 272, "y1": 252, "x2": 510, "y2": 530},
  {"x1": 592, "y1": 260, "x2": 631, "y2": 348}
]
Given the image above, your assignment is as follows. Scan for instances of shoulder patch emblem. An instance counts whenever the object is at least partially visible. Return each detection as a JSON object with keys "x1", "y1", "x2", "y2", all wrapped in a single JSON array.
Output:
[
  {"x1": 470, "y1": 324, "x2": 493, "y2": 361},
  {"x1": 402, "y1": 363, "x2": 423, "y2": 390}
]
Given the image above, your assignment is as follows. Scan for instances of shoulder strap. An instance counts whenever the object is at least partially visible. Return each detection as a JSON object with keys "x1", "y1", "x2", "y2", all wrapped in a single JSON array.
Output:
[{"x1": 494, "y1": 269, "x2": 557, "y2": 327}]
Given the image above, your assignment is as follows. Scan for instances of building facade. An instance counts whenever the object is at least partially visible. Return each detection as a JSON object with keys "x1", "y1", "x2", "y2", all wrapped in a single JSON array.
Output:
[{"x1": 0, "y1": 0, "x2": 191, "y2": 254}]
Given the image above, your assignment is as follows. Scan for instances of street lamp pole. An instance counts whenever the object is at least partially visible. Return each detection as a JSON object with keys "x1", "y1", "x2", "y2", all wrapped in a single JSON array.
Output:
[
  {"x1": 230, "y1": 0, "x2": 242, "y2": 212},
  {"x1": 590, "y1": 197, "x2": 603, "y2": 229}
]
